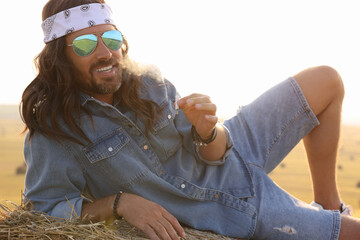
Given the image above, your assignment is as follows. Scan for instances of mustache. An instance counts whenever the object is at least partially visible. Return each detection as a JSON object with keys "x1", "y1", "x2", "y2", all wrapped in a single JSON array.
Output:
[{"x1": 90, "y1": 58, "x2": 120, "y2": 72}]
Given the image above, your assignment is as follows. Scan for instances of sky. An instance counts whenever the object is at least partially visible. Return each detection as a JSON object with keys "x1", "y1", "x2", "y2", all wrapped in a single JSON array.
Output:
[{"x1": 0, "y1": 0, "x2": 359, "y2": 125}]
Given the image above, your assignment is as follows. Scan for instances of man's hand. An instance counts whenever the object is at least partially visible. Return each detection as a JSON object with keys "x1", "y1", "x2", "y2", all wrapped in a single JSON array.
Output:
[
  {"x1": 177, "y1": 93, "x2": 218, "y2": 139},
  {"x1": 117, "y1": 193, "x2": 186, "y2": 240}
]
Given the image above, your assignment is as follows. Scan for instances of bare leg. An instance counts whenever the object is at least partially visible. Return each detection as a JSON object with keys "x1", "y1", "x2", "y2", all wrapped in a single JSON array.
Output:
[
  {"x1": 295, "y1": 66, "x2": 360, "y2": 240},
  {"x1": 294, "y1": 65, "x2": 344, "y2": 210},
  {"x1": 339, "y1": 216, "x2": 360, "y2": 239}
]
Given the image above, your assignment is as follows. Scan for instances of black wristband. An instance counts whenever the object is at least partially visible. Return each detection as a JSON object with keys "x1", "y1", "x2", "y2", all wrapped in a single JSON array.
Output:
[
  {"x1": 113, "y1": 191, "x2": 123, "y2": 220},
  {"x1": 191, "y1": 125, "x2": 217, "y2": 146}
]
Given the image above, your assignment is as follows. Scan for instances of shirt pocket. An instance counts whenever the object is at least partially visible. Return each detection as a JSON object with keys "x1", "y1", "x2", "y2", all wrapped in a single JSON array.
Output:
[
  {"x1": 151, "y1": 101, "x2": 182, "y2": 161},
  {"x1": 84, "y1": 129, "x2": 129, "y2": 163},
  {"x1": 83, "y1": 128, "x2": 149, "y2": 187}
]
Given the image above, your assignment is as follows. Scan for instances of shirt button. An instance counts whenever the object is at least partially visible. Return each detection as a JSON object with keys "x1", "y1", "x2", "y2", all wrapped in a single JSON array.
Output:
[
  {"x1": 181, "y1": 184, "x2": 186, "y2": 189},
  {"x1": 108, "y1": 147, "x2": 113, "y2": 152},
  {"x1": 143, "y1": 145, "x2": 149, "y2": 150},
  {"x1": 167, "y1": 114, "x2": 172, "y2": 119}
]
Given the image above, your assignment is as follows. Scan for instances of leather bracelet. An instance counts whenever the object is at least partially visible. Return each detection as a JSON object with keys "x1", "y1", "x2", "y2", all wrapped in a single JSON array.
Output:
[
  {"x1": 191, "y1": 125, "x2": 217, "y2": 147},
  {"x1": 113, "y1": 191, "x2": 123, "y2": 220}
]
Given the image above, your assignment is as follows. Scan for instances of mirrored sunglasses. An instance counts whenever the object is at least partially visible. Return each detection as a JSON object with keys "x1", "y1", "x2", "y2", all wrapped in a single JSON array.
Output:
[{"x1": 66, "y1": 30, "x2": 123, "y2": 57}]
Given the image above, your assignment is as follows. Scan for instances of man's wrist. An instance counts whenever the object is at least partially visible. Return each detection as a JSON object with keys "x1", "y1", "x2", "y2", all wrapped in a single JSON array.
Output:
[{"x1": 191, "y1": 125, "x2": 217, "y2": 147}]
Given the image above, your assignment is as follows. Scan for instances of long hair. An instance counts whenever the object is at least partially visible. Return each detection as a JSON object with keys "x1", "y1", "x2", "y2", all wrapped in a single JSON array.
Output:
[{"x1": 21, "y1": 0, "x2": 161, "y2": 145}]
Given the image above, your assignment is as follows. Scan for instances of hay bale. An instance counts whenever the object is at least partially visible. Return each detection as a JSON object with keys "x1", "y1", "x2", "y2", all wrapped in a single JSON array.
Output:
[{"x1": 0, "y1": 202, "x2": 242, "y2": 240}]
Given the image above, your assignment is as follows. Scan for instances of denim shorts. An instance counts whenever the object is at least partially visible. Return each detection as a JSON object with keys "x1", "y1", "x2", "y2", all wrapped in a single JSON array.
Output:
[{"x1": 224, "y1": 77, "x2": 341, "y2": 239}]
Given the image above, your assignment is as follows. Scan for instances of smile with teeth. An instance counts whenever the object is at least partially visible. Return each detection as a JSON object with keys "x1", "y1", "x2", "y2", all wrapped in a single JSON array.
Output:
[{"x1": 95, "y1": 65, "x2": 113, "y2": 73}]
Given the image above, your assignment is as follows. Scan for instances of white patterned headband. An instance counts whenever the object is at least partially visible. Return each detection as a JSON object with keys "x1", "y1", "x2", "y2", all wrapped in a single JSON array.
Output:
[{"x1": 42, "y1": 3, "x2": 116, "y2": 44}]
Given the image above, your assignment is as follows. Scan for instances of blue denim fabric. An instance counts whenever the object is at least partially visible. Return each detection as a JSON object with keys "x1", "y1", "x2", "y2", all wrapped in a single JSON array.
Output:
[
  {"x1": 24, "y1": 75, "x2": 255, "y2": 238},
  {"x1": 224, "y1": 78, "x2": 341, "y2": 239},
  {"x1": 24, "y1": 76, "x2": 341, "y2": 239}
]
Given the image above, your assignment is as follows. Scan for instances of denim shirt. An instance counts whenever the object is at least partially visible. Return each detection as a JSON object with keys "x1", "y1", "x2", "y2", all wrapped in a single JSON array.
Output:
[{"x1": 24, "y1": 76, "x2": 257, "y2": 239}]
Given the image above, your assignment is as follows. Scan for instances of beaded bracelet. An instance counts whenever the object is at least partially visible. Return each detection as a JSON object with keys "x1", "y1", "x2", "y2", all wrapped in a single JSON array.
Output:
[
  {"x1": 113, "y1": 191, "x2": 123, "y2": 220},
  {"x1": 191, "y1": 125, "x2": 217, "y2": 147}
]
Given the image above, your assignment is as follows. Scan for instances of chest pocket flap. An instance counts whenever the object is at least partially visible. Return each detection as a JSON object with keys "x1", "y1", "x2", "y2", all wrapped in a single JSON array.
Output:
[{"x1": 84, "y1": 129, "x2": 130, "y2": 164}]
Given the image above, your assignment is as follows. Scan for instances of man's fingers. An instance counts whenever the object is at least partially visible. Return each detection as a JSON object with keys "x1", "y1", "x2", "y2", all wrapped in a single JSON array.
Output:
[
  {"x1": 178, "y1": 94, "x2": 211, "y2": 108},
  {"x1": 186, "y1": 96, "x2": 211, "y2": 106},
  {"x1": 142, "y1": 225, "x2": 161, "y2": 240},
  {"x1": 195, "y1": 103, "x2": 217, "y2": 113},
  {"x1": 120, "y1": 194, "x2": 184, "y2": 240},
  {"x1": 163, "y1": 212, "x2": 186, "y2": 239},
  {"x1": 158, "y1": 218, "x2": 181, "y2": 240},
  {"x1": 149, "y1": 220, "x2": 173, "y2": 240},
  {"x1": 205, "y1": 114, "x2": 218, "y2": 124}
]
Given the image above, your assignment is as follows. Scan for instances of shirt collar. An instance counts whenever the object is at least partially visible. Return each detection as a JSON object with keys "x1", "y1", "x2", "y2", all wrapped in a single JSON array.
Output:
[{"x1": 79, "y1": 91, "x2": 121, "y2": 107}]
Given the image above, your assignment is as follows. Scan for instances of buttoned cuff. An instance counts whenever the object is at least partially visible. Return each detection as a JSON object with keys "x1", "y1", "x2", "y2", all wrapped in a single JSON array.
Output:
[{"x1": 194, "y1": 123, "x2": 233, "y2": 166}]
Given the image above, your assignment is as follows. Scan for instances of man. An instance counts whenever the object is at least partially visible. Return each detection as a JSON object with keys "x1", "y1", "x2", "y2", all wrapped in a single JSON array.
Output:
[{"x1": 22, "y1": 0, "x2": 360, "y2": 239}]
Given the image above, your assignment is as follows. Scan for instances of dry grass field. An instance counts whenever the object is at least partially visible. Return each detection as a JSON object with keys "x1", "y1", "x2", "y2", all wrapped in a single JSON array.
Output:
[
  {"x1": 270, "y1": 126, "x2": 360, "y2": 215},
  {"x1": 1, "y1": 105, "x2": 359, "y2": 215}
]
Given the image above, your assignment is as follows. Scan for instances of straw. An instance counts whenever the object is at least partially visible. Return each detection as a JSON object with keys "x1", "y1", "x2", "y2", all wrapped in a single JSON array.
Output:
[{"x1": 0, "y1": 201, "x2": 241, "y2": 240}]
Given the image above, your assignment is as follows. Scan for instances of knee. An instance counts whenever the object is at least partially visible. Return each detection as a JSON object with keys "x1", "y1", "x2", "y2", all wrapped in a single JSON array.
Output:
[
  {"x1": 295, "y1": 65, "x2": 345, "y2": 102},
  {"x1": 316, "y1": 65, "x2": 345, "y2": 101}
]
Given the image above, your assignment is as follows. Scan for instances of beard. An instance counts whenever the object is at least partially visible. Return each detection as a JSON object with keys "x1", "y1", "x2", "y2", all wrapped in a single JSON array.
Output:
[
  {"x1": 92, "y1": 79, "x2": 121, "y2": 94},
  {"x1": 75, "y1": 57, "x2": 123, "y2": 95},
  {"x1": 89, "y1": 68, "x2": 123, "y2": 94}
]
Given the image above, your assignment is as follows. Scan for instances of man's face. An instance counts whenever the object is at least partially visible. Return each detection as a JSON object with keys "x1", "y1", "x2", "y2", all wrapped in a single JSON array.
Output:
[{"x1": 65, "y1": 24, "x2": 123, "y2": 103}]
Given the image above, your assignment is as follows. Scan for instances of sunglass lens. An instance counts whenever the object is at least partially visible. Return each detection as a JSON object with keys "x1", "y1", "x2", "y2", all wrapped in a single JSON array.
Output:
[
  {"x1": 102, "y1": 30, "x2": 123, "y2": 51},
  {"x1": 72, "y1": 34, "x2": 98, "y2": 56}
]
